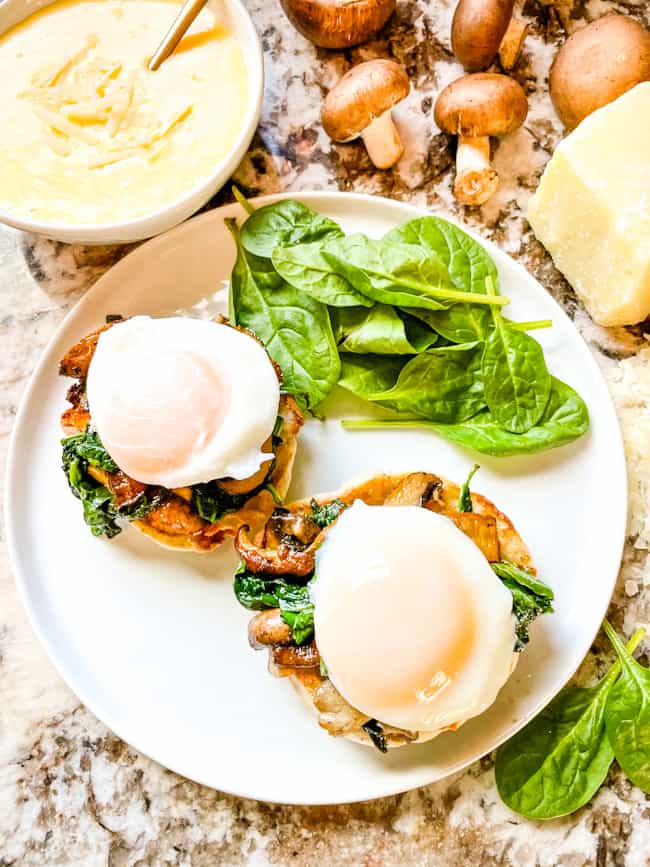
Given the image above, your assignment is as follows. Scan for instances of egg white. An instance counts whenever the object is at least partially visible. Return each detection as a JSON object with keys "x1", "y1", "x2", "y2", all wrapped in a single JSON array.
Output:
[
  {"x1": 311, "y1": 502, "x2": 516, "y2": 733},
  {"x1": 86, "y1": 316, "x2": 280, "y2": 488}
]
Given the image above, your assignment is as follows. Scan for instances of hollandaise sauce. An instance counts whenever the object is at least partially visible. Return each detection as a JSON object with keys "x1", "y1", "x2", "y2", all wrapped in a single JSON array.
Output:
[{"x1": 0, "y1": 0, "x2": 248, "y2": 224}]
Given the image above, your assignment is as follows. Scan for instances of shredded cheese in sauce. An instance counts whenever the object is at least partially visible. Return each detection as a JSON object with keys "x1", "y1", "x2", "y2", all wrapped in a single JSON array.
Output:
[{"x1": 0, "y1": 0, "x2": 248, "y2": 224}]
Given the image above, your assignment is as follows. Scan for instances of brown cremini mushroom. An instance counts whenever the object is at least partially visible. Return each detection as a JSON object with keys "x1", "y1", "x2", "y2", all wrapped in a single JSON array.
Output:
[
  {"x1": 451, "y1": 0, "x2": 528, "y2": 71},
  {"x1": 434, "y1": 73, "x2": 528, "y2": 206},
  {"x1": 549, "y1": 15, "x2": 650, "y2": 130},
  {"x1": 280, "y1": 0, "x2": 395, "y2": 49},
  {"x1": 322, "y1": 60, "x2": 410, "y2": 169}
]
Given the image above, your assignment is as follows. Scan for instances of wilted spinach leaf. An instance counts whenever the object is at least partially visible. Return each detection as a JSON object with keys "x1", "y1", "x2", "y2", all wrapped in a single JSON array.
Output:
[
  {"x1": 233, "y1": 563, "x2": 314, "y2": 645},
  {"x1": 493, "y1": 560, "x2": 554, "y2": 650},
  {"x1": 240, "y1": 200, "x2": 343, "y2": 258},
  {"x1": 309, "y1": 498, "x2": 347, "y2": 528},
  {"x1": 362, "y1": 719, "x2": 388, "y2": 753},
  {"x1": 227, "y1": 218, "x2": 341, "y2": 411},
  {"x1": 603, "y1": 620, "x2": 650, "y2": 792},
  {"x1": 63, "y1": 429, "x2": 118, "y2": 472},
  {"x1": 457, "y1": 464, "x2": 479, "y2": 512},
  {"x1": 61, "y1": 433, "x2": 121, "y2": 538}
]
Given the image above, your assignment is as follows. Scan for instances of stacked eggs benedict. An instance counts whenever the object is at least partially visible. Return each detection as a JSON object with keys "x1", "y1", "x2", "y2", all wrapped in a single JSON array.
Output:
[
  {"x1": 59, "y1": 315, "x2": 303, "y2": 550},
  {"x1": 235, "y1": 471, "x2": 553, "y2": 749}
]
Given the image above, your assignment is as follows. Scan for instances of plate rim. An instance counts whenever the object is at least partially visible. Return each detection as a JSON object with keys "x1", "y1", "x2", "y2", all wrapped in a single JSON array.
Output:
[{"x1": 4, "y1": 191, "x2": 628, "y2": 804}]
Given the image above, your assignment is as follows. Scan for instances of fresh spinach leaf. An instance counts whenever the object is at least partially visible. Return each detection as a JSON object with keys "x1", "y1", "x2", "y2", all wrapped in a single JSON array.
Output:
[
  {"x1": 272, "y1": 242, "x2": 371, "y2": 307},
  {"x1": 240, "y1": 200, "x2": 343, "y2": 258},
  {"x1": 362, "y1": 344, "x2": 485, "y2": 424},
  {"x1": 344, "y1": 377, "x2": 589, "y2": 456},
  {"x1": 227, "y1": 218, "x2": 341, "y2": 411},
  {"x1": 602, "y1": 620, "x2": 650, "y2": 792},
  {"x1": 492, "y1": 561, "x2": 554, "y2": 651},
  {"x1": 309, "y1": 498, "x2": 347, "y2": 528},
  {"x1": 481, "y1": 277, "x2": 552, "y2": 434},
  {"x1": 495, "y1": 628, "x2": 644, "y2": 819},
  {"x1": 331, "y1": 304, "x2": 437, "y2": 355},
  {"x1": 386, "y1": 216, "x2": 498, "y2": 341},
  {"x1": 338, "y1": 354, "x2": 405, "y2": 398},
  {"x1": 233, "y1": 563, "x2": 314, "y2": 645},
  {"x1": 322, "y1": 234, "x2": 509, "y2": 311},
  {"x1": 458, "y1": 464, "x2": 479, "y2": 512},
  {"x1": 362, "y1": 719, "x2": 388, "y2": 753}
]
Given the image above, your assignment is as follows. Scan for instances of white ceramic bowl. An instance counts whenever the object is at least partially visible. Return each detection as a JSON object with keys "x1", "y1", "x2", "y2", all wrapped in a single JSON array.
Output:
[{"x1": 0, "y1": 0, "x2": 263, "y2": 244}]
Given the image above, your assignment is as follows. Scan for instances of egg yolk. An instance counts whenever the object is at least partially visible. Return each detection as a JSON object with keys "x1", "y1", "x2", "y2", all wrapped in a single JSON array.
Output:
[{"x1": 96, "y1": 347, "x2": 231, "y2": 479}]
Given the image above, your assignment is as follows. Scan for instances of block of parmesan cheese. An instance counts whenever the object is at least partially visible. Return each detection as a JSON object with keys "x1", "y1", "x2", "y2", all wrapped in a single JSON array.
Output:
[{"x1": 528, "y1": 83, "x2": 650, "y2": 326}]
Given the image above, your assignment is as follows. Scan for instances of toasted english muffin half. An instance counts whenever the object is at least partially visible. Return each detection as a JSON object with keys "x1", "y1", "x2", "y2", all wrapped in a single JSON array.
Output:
[
  {"x1": 237, "y1": 471, "x2": 537, "y2": 750},
  {"x1": 59, "y1": 319, "x2": 304, "y2": 552}
]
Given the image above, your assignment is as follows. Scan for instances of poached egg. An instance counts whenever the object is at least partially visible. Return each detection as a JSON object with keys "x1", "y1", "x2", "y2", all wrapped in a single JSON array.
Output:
[
  {"x1": 86, "y1": 316, "x2": 280, "y2": 488},
  {"x1": 311, "y1": 501, "x2": 516, "y2": 733}
]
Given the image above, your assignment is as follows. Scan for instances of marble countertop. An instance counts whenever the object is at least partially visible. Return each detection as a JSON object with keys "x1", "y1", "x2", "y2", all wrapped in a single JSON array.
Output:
[{"x1": 2, "y1": 0, "x2": 650, "y2": 864}]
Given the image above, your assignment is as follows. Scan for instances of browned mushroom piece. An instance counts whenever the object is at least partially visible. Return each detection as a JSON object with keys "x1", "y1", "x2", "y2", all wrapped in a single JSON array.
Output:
[
  {"x1": 279, "y1": 0, "x2": 396, "y2": 49},
  {"x1": 322, "y1": 60, "x2": 410, "y2": 170},
  {"x1": 248, "y1": 609, "x2": 294, "y2": 648},
  {"x1": 434, "y1": 73, "x2": 528, "y2": 206},
  {"x1": 549, "y1": 15, "x2": 650, "y2": 130},
  {"x1": 235, "y1": 525, "x2": 317, "y2": 576},
  {"x1": 451, "y1": 0, "x2": 528, "y2": 71}
]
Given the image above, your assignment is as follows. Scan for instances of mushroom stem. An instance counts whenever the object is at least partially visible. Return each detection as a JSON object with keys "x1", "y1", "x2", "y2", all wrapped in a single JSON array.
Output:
[
  {"x1": 360, "y1": 111, "x2": 404, "y2": 169},
  {"x1": 498, "y1": 16, "x2": 528, "y2": 69},
  {"x1": 454, "y1": 136, "x2": 499, "y2": 206}
]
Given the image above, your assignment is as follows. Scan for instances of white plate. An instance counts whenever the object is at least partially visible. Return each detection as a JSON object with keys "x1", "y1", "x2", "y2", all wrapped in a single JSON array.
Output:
[{"x1": 6, "y1": 193, "x2": 626, "y2": 805}]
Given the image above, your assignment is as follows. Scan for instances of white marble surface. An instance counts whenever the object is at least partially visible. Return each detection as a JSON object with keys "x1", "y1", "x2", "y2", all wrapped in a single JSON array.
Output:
[{"x1": 2, "y1": 0, "x2": 650, "y2": 863}]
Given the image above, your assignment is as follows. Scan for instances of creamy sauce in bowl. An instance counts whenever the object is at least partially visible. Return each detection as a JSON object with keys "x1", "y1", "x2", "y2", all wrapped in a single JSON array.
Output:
[{"x1": 0, "y1": 0, "x2": 248, "y2": 225}]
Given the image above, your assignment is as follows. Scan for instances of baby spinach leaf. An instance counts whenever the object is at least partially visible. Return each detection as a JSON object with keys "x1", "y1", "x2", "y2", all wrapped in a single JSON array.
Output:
[
  {"x1": 240, "y1": 200, "x2": 343, "y2": 258},
  {"x1": 227, "y1": 219, "x2": 341, "y2": 411},
  {"x1": 386, "y1": 216, "x2": 497, "y2": 341},
  {"x1": 493, "y1": 561, "x2": 554, "y2": 651},
  {"x1": 322, "y1": 235, "x2": 509, "y2": 311},
  {"x1": 338, "y1": 354, "x2": 405, "y2": 398},
  {"x1": 309, "y1": 498, "x2": 347, "y2": 528},
  {"x1": 363, "y1": 344, "x2": 485, "y2": 424},
  {"x1": 345, "y1": 377, "x2": 589, "y2": 456},
  {"x1": 602, "y1": 620, "x2": 650, "y2": 792},
  {"x1": 481, "y1": 277, "x2": 552, "y2": 434},
  {"x1": 495, "y1": 676, "x2": 617, "y2": 818},
  {"x1": 362, "y1": 719, "x2": 388, "y2": 753},
  {"x1": 272, "y1": 242, "x2": 371, "y2": 307},
  {"x1": 495, "y1": 628, "x2": 644, "y2": 819},
  {"x1": 331, "y1": 304, "x2": 437, "y2": 355},
  {"x1": 482, "y1": 324, "x2": 552, "y2": 434},
  {"x1": 233, "y1": 563, "x2": 314, "y2": 645},
  {"x1": 457, "y1": 464, "x2": 479, "y2": 512}
]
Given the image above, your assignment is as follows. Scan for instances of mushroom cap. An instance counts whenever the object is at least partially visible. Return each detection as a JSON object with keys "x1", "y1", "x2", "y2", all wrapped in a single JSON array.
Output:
[
  {"x1": 550, "y1": 15, "x2": 650, "y2": 130},
  {"x1": 434, "y1": 73, "x2": 528, "y2": 137},
  {"x1": 279, "y1": 0, "x2": 395, "y2": 49},
  {"x1": 451, "y1": 0, "x2": 515, "y2": 71},
  {"x1": 322, "y1": 60, "x2": 410, "y2": 141}
]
